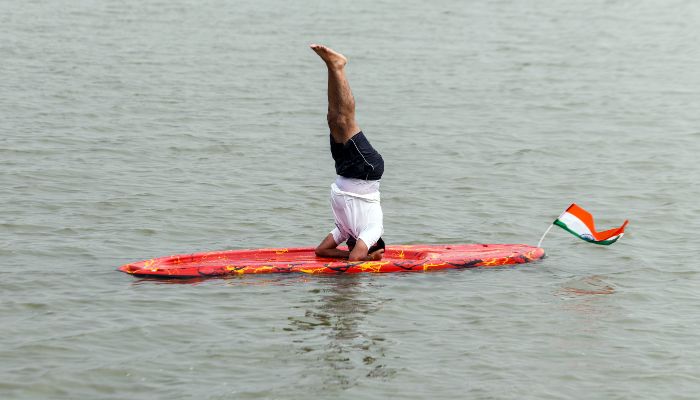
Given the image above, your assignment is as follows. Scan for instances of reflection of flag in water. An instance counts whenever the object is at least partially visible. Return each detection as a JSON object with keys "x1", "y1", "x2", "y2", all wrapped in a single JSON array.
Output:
[{"x1": 554, "y1": 203, "x2": 629, "y2": 245}]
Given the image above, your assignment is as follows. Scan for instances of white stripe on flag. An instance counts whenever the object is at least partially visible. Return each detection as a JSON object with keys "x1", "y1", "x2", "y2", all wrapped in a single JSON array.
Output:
[{"x1": 558, "y1": 212, "x2": 593, "y2": 237}]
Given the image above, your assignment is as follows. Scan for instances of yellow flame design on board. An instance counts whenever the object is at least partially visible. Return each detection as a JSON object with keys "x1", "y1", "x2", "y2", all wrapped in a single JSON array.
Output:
[
  {"x1": 357, "y1": 261, "x2": 390, "y2": 273},
  {"x1": 300, "y1": 267, "x2": 324, "y2": 274},
  {"x1": 141, "y1": 259, "x2": 159, "y2": 271},
  {"x1": 224, "y1": 265, "x2": 245, "y2": 275},
  {"x1": 422, "y1": 262, "x2": 446, "y2": 271},
  {"x1": 253, "y1": 265, "x2": 275, "y2": 274}
]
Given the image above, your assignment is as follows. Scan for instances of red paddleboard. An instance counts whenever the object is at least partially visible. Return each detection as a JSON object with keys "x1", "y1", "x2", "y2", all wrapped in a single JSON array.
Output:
[{"x1": 118, "y1": 244, "x2": 544, "y2": 278}]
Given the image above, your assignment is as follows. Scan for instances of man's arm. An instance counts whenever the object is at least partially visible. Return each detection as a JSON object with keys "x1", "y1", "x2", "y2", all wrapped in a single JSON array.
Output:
[{"x1": 315, "y1": 234, "x2": 350, "y2": 259}]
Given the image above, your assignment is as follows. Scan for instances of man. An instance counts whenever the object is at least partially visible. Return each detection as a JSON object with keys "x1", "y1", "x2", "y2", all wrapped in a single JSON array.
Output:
[{"x1": 311, "y1": 44, "x2": 385, "y2": 262}]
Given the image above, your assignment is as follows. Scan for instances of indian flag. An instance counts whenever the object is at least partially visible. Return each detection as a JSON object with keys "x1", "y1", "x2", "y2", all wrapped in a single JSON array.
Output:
[{"x1": 554, "y1": 203, "x2": 629, "y2": 245}]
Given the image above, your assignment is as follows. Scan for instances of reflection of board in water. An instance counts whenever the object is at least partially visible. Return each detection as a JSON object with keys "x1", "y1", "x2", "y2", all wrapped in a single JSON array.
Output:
[
  {"x1": 287, "y1": 277, "x2": 395, "y2": 388},
  {"x1": 118, "y1": 244, "x2": 545, "y2": 278}
]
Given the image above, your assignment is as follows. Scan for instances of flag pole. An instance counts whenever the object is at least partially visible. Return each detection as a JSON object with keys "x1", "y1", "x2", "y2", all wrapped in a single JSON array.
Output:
[{"x1": 537, "y1": 224, "x2": 554, "y2": 248}]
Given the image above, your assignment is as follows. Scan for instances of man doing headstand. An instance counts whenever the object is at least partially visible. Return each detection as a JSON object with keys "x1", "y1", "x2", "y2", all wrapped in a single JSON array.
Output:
[{"x1": 311, "y1": 44, "x2": 385, "y2": 262}]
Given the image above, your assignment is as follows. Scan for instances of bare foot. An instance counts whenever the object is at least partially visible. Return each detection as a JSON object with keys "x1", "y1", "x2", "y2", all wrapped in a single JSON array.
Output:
[
  {"x1": 367, "y1": 249, "x2": 384, "y2": 261},
  {"x1": 310, "y1": 44, "x2": 347, "y2": 70}
]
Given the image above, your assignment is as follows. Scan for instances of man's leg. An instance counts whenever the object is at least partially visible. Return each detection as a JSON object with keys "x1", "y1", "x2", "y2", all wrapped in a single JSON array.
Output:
[
  {"x1": 315, "y1": 234, "x2": 348, "y2": 259},
  {"x1": 310, "y1": 44, "x2": 360, "y2": 144},
  {"x1": 311, "y1": 44, "x2": 383, "y2": 262}
]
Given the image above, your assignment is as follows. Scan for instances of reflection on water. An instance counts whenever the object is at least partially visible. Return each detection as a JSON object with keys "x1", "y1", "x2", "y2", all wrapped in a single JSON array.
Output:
[
  {"x1": 131, "y1": 274, "x2": 313, "y2": 286},
  {"x1": 556, "y1": 275, "x2": 616, "y2": 323},
  {"x1": 286, "y1": 276, "x2": 395, "y2": 389},
  {"x1": 559, "y1": 275, "x2": 616, "y2": 297},
  {"x1": 127, "y1": 274, "x2": 395, "y2": 391}
]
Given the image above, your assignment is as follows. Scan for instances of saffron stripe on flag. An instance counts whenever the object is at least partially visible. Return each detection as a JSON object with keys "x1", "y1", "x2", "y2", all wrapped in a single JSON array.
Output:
[{"x1": 554, "y1": 203, "x2": 628, "y2": 246}]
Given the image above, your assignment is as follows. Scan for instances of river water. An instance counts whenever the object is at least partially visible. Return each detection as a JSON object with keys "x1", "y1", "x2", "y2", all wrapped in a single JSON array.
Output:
[{"x1": 2, "y1": 0, "x2": 700, "y2": 398}]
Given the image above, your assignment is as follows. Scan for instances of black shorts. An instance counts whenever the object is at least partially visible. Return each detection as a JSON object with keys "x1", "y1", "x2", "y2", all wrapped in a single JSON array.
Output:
[{"x1": 330, "y1": 131, "x2": 384, "y2": 180}]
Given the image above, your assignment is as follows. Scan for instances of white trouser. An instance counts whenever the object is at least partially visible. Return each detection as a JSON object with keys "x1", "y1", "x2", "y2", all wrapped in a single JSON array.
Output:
[{"x1": 329, "y1": 181, "x2": 383, "y2": 247}]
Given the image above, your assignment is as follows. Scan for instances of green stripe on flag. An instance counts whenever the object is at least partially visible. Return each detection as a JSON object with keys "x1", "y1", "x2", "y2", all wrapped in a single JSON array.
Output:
[{"x1": 553, "y1": 219, "x2": 620, "y2": 246}]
